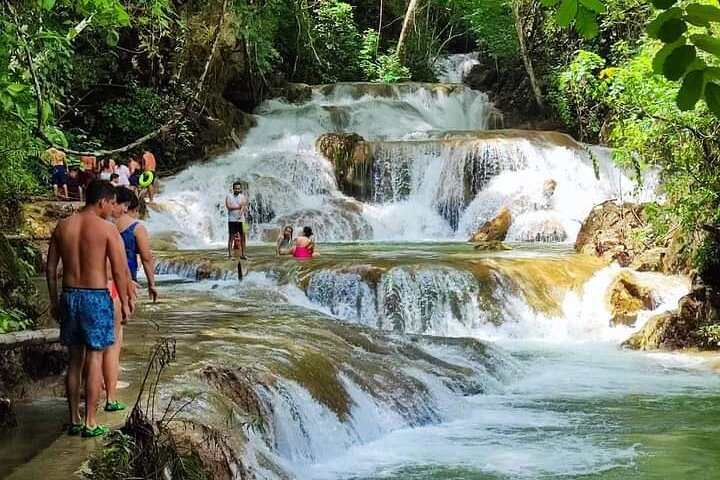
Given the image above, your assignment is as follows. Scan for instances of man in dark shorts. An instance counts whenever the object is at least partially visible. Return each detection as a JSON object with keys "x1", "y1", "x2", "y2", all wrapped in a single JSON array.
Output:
[
  {"x1": 225, "y1": 181, "x2": 248, "y2": 259},
  {"x1": 46, "y1": 180, "x2": 134, "y2": 437}
]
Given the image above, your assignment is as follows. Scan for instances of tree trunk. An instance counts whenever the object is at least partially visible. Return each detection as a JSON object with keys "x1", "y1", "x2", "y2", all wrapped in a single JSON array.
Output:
[
  {"x1": 396, "y1": 0, "x2": 421, "y2": 62},
  {"x1": 511, "y1": 0, "x2": 543, "y2": 109}
]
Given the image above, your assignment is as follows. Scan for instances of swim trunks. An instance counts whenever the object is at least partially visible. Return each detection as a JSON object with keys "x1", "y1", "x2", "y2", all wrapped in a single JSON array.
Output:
[
  {"x1": 228, "y1": 221, "x2": 244, "y2": 236},
  {"x1": 51, "y1": 165, "x2": 67, "y2": 186},
  {"x1": 59, "y1": 287, "x2": 114, "y2": 350}
]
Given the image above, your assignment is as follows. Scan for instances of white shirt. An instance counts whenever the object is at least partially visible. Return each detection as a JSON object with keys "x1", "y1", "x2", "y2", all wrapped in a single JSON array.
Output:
[
  {"x1": 116, "y1": 165, "x2": 131, "y2": 186},
  {"x1": 226, "y1": 193, "x2": 248, "y2": 222}
]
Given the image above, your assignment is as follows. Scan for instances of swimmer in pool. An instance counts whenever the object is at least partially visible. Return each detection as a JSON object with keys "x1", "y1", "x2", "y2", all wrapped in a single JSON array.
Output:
[
  {"x1": 291, "y1": 226, "x2": 315, "y2": 259},
  {"x1": 276, "y1": 226, "x2": 294, "y2": 255}
]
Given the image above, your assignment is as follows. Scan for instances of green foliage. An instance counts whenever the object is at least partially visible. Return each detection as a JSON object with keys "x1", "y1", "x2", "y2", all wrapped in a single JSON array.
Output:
[
  {"x1": 438, "y1": 0, "x2": 518, "y2": 57},
  {"x1": 359, "y1": 29, "x2": 411, "y2": 82},
  {"x1": 312, "y1": 0, "x2": 363, "y2": 82},
  {"x1": 98, "y1": 85, "x2": 191, "y2": 148},
  {"x1": 0, "y1": 308, "x2": 32, "y2": 334},
  {"x1": 554, "y1": 43, "x2": 720, "y2": 270},
  {"x1": 697, "y1": 323, "x2": 720, "y2": 347}
]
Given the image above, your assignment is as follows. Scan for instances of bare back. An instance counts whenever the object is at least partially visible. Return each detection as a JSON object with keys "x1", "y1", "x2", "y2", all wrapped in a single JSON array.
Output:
[
  {"x1": 53, "y1": 211, "x2": 118, "y2": 288},
  {"x1": 142, "y1": 152, "x2": 156, "y2": 171}
]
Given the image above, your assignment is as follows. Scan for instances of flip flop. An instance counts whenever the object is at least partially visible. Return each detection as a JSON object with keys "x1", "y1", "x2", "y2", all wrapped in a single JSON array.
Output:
[
  {"x1": 104, "y1": 399, "x2": 127, "y2": 412},
  {"x1": 82, "y1": 425, "x2": 110, "y2": 438}
]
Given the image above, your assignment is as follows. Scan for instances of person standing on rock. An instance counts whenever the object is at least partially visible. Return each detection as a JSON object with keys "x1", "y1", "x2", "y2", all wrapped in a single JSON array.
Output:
[
  {"x1": 226, "y1": 181, "x2": 248, "y2": 259},
  {"x1": 46, "y1": 180, "x2": 134, "y2": 437}
]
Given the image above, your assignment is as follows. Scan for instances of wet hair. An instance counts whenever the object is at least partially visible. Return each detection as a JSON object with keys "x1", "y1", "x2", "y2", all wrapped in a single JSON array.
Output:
[
  {"x1": 110, "y1": 173, "x2": 119, "y2": 180},
  {"x1": 302, "y1": 226, "x2": 313, "y2": 237},
  {"x1": 232, "y1": 181, "x2": 242, "y2": 189},
  {"x1": 85, "y1": 180, "x2": 116, "y2": 205},
  {"x1": 115, "y1": 186, "x2": 139, "y2": 211},
  {"x1": 283, "y1": 226, "x2": 294, "y2": 237}
]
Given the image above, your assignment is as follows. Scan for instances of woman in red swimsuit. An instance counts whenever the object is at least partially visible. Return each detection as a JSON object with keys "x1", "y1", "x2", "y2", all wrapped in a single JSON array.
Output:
[{"x1": 292, "y1": 226, "x2": 315, "y2": 259}]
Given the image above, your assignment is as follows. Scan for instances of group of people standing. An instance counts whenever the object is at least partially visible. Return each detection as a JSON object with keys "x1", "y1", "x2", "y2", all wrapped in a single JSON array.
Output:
[
  {"x1": 47, "y1": 180, "x2": 157, "y2": 437},
  {"x1": 48, "y1": 148, "x2": 158, "y2": 203},
  {"x1": 225, "y1": 181, "x2": 315, "y2": 259}
]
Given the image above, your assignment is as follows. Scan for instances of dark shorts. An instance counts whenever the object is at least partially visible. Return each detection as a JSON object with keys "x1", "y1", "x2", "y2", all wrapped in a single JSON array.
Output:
[
  {"x1": 228, "y1": 221, "x2": 245, "y2": 236},
  {"x1": 129, "y1": 172, "x2": 141, "y2": 187},
  {"x1": 59, "y1": 288, "x2": 115, "y2": 350},
  {"x1": 51, "y1": 165, "x2": 67, "y2": 186}
]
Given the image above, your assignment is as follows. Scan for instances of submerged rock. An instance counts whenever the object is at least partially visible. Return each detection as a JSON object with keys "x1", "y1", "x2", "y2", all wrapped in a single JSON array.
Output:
[
  {"x1": 606, "y1": 271, "x2": 656, "y2": 327},
  {"x1": 468, "y1": 207, "x2": 512, "y2": 242},
  {"x1": 472, "y1": 241, "x2": 511, "y2": 251}
]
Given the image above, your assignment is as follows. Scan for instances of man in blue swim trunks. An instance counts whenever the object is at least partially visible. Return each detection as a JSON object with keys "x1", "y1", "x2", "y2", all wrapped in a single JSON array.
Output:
[{"x1": 46, "y1": 180, "x2": 134, "y2": 437}]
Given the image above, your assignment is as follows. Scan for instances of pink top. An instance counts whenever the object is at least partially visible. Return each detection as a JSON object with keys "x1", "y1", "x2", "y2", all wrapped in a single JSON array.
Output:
[{"x1": 293, "y1": 246, "x2": 313, "y2": 258}]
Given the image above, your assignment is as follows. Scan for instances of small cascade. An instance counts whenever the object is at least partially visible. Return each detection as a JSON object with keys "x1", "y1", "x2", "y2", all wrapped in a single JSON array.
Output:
[{"x1": 435, "y1": 52, "x2": 481, "y2": 83}]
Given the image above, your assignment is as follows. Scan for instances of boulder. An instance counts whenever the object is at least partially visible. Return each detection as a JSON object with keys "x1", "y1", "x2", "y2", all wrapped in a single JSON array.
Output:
[
  {"x1": 468, "y1": 207, "x2": 512, "y2": 242},
  {"x1": 630, "y1": 247, "x2": 666, "y2": 272},
  {"x1": 606, "y1": 271, "x2": 656, "y2": 327},
  {"x1": 623, "y1": 280, "x2": 720, "y2": 350},
  {"x1": 575, "y1": 201, "x2": 650, "y2": 265},
  {"x1": 21, "y1": 201, "x2": 83, "y2": 240},
  {"x1": 315, "y1": 133, "x2": 374, "y2": 201}
]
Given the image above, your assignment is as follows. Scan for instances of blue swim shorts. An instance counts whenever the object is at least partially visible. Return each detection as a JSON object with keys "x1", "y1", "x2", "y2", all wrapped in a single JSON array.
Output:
[{"x1": 59, "y1": 287, "x2": 115, "y2": 350}]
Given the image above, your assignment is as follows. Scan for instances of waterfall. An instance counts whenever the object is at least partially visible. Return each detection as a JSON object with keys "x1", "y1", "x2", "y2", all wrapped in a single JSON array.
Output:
[{"x1": 148, "y1": 80, "x2": 649, "y2": 245}]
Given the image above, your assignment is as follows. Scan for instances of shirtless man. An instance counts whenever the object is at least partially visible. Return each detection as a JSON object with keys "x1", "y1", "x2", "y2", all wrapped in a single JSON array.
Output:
[
  {"x1": 49, "y1": 148, "x2": 69, "y2": 199},
  {"x1": 46, "y1": 180, "x2": 134, "y2": 437},
  {"x1": 141, "y1": 149, "x2": 157, "y2": 202}
]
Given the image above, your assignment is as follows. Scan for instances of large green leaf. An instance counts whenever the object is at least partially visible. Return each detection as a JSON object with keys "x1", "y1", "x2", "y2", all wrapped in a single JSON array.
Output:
[
  {"x1": 663, "y1": 44, "x2": 696, "y2": 81},
  {"x1": 705, "y1": 82, "x2": 720, "y2": 116},
  {"x1": 685, "y1": 4, "x2": 720, "y2": 23},
  {"x1": 647, "y1": 8, "x2": 683, "y2": 39},
  {"x1": 40, "y1": 0, "x2": 56, "y2": 10},
  {"x1": 6, "y1": 83, "x2": 27, "y2": 96},
  {"x1": 658, "y1": 18, "x2": 687, "y2": 43},
  {"x1": 651, "y1": 0, "x2": 676, "y2": 9},
  {"x1": 685, "y1": 13, "x2": 711, "y2": 27},
  {"x1": 691, "y1": 34, "x2": 720, "y2": 58},
  {"x1": 555, "y1": 0, "x2": 578, "y2": 27},
  {"x1": 576, "y1": 7, "x2": 599, "y2": 38},
  {"x1": 653, "y1": 38, "x2": 686, "y2": 74},
  {"x1": 677, "y1": 69, "x2": 704, "y2": 110},
  {"x1": 579, "y1": 0, "x2": 605, "y2": 14}
]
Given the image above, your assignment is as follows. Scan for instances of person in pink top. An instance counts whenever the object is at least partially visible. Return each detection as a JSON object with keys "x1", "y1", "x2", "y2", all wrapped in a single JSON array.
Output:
[{"x1": 291, "y1": 226, "x2": 315, "y2": 259}]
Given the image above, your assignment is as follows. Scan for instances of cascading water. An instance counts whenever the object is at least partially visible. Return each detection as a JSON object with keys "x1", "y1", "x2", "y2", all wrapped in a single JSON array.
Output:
[{"x1": 148, "y1": 61, "x2": 650, "y2": 245}]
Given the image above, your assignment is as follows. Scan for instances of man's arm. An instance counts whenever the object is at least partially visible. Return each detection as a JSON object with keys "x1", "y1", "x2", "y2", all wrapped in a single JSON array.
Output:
[
  {"x1": 46, "y1": 230, "x2": 61, "y2": 319},
  {"x1": 225, "y1": 196, "x2": 240, "y2": 211},
  {"x1": 107, "y1": 228, "x2": 134, "y2": 322},
  {"x1": 135, "y1": 225, "x2": 157, "y2": 302}
]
